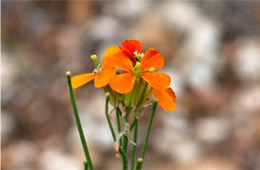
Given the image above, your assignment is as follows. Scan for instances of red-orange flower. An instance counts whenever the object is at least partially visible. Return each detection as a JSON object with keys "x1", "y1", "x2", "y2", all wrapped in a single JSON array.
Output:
[
  {"x1": 120, "y1": 40, "x2": 142, "y2": 62},
  {"x1": 103, "y1": 40, "x2": 176, "y2": 111},
  {"x1": 104, "y1": 46, "x2": 170, "y2": 93},
  {"x1": 103, "y1": 40, "x2": 142, "y2": 64},
  {"x1": 71, "y1": 39, "x2": 176, "y2": 112}
]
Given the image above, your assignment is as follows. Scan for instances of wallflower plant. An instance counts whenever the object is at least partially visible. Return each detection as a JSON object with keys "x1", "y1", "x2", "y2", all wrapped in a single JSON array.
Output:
[{"x1": 66, "y1": 40, "x2": 176, "y2": 170}]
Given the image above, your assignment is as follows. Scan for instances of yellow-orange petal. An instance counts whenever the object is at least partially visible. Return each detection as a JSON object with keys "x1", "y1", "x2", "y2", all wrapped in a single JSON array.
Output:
[
  {"x1": 102, "y1": 46, "x2": 134, "y2": 72},
  {"x1": 142, "y1": 72, "x2": 170, "y2": 90},
  {"x1": 110, "y1": 73, "x2": 136, "y2": 94},
  {"x1": 94, "y1": 69, "x2": 116, "y2": 88},
  {"x1": 140, "y1": 48, "x2": 164, "y2": 71},
  {"x1": 122, "y1": 40, "x2": 142, "y2": 54},
  {"x1": 102, "y1": 46, "x2": 123, "y2": 69},
  {"x1": 154, "y1": 88, "x2": 176, "y2": 111},
  {"x1": 71, "y1": 73, "x2": 95, "y2": 89}
]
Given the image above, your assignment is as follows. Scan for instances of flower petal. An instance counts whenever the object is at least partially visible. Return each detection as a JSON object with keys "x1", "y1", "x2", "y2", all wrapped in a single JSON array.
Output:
[
  {"x1": 154, "y1": 88, "x2": 176, "y2": 111},
  {"x1": 121, "y1": 40, "x2": 142, "y2": 62},
  {"x1": 142, "y1": 72, "x2": 170, "y2": 90},
  {"x1": 166, "y1": 87, "x2": 176, "y2": 103},
  {"x1": 94, "y1": 69, "x2": 116, "y2": 88},
  {"x1": 102, "y1": 46, "x2": 124, "y2": 69},
  {"x1": 140, "y1": 48, "x2": 164, "y2": 71},
  {"x1": 102, "y1": 46, "x2": 134, "y2": 72},
  {"x1": 71, "y1": 73, "x2": 95, "y2": 89},
  {"x1": 122, "y1": 40, "x2": 142, "y2": 54},
  {"x1": 110, "y1": 73, "x2": 136, "y2": 94}
]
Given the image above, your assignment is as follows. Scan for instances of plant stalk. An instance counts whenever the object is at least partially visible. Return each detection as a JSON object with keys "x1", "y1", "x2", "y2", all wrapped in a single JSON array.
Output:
[
  {"x1": 131, "y1": 118, "x2": 139, "y2": 170},
  {"x1": 116, "y1": 107, "x2": 122, "y2": 132},
  {"x1": 66, "y1": 72, "x2": 94, "y2": 170},
  {"x1": 122, "y1": 106, "x2": 132, "y2": 170},
  {"x1": 105, "y1": 97, "x2": 127, "y2": 170},
  {"x1": 105, "y1": 94, "x2": 116, "y2": 141},
  {"x1": 136, "y1": 101, "x2": 158, "y2": 170}
]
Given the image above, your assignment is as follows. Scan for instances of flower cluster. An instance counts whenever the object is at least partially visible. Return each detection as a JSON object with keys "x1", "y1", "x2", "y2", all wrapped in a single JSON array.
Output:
[{"x1": 71, "y1": 40, "x2": 176, "y2": 112}]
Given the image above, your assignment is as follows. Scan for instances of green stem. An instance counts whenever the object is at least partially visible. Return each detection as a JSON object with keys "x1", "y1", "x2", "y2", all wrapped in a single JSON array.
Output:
[
  {"x1": 105, "y1": 96, "x2": 128, "y2": 170},
  {"x1": 135, "y1": 158, "x2": 143, "y2": 170},
  {"x1": 116, "y1": 107, "x2": 122, "y2": 132},
  {"x1": 137, "y1": 83, "x2": 148, "y2": 108},
  {"x1": 130, "y1": 118, "x2": 138, "y2": 131},
  {"x1": 131, "y1": 118, "x2": 139, "y2": 170},
  {"x1": 66, "y1": 72, "x2": 94, "y2": 170},
  {"x1": 136, "y1": 101, "x2": 158, "y2": 170},
  {"x1": 120, "y1": 148, "x2": 128, "y2": 170},
  {"x1": 84, "y1": 162, "x2": 88, "y2": 170},
  {"x1": 116, "y1": 107, "x2": 123, "y2": 148},
  {"x1": 116, "y1": 107, "x2": 128, "y2": 170},
  {"x1": 122, "y1": 106, "x2": 132, "y2": 170},
  {"x1": 105, "y1": 94, "x2": 116, "y2": 141}
]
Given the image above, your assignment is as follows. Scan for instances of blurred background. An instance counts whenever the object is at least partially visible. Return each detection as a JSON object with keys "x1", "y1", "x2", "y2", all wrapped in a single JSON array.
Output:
[{"x1": 1, "y1": 1, "x2": 260, "y2": 170}]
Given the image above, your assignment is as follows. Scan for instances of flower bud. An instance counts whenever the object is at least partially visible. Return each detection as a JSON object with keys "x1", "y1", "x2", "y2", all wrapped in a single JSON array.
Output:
[
  {"x1": 66, "y1": 71, "x2": 71, "y2": 76},
  {"x1": 135, "y1": 62, "x2": 141, "y2": 68},
  {"x1": 149, "y1": 67, "x2": 155, "y2": 72},
  {"x1": 137, "y1": 158, "x2": 143, "y2": 162},
  {"x1": 90, "y1": 55, "x2": 99, "y2": 67}
]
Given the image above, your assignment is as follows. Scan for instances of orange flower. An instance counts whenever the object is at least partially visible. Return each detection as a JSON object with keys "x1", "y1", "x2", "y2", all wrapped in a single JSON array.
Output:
[
  {"x1": 154, "y1": 87, "x2": 176, "y2": 111},
  {"x1": 71, "y1": 55, "x2": 116, "y2": 89},
  {"x1": 105, "y1": 46, "x2": 170, "y2": 94}
]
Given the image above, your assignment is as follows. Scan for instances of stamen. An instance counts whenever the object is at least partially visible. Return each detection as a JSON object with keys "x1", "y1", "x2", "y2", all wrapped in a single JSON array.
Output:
[
  {"x1": 134, "y1": 51, "x2": 142, "y2": 60},
  {"x1": 92, "y1": 69, "x2": 97, "y2": 74}
]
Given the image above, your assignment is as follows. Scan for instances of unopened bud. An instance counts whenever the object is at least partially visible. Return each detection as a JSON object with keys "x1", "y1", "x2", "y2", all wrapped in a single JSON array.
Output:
[
  {"x1": 154, "y1": 98, "x2": 159, "y2": 102},
  {"x1": 135, "y1": 62, "x2": 141, "y2": 68},
  {"x1": 137, "y1": 158, "x2": 143, "y2": 162},
  {"x1": 149, "y1": 67, "x2": 155, "y2": 72},
  {"x1": 66, "y1": 71, "x2": 71, "y2": 76},
  {"x1": 90, "y1": 55, "x2": 99, "y2": 67},
  {"x1": 90, "y1": 54, "x2": 97, "y2": 60},
  {"x1": 106, "y1": 92, "x2": 110, "y2": 97},
  {"x1": 133, "y1": 62, "x2": 142, "y2": 76}
]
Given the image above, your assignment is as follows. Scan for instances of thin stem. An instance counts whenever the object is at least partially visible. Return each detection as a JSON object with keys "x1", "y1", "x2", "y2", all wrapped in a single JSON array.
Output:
[
  {"x1": 136, "y1": 101, "x2": 158, "y2": 170},
  {"x1": 104, "y1": 103, "x2": 128, "y2": 170},
  {"x1": 84, "y1": 162, "x2": 88, "y2": 170},
  {"x1": 116, "y1": 107, "x2": 123, "y2": 148},
  {"x1": 116, "y1": 107, "x2": 128, "y2": 170},
  {"x1": 136, "y1": 83, "x2": 148, "y2": 109},
  {"x1": 131, "y1": 118, "x2": 139, "y2": 170},
  {"x1": 130, "y1": 118, "x2": 138, "y2": 131},
  {"x1": 119, "y1": 148, "x2": 128, "y2": 170},
  {"x1": 123, "y1": 107, "x2": 132, "y2": 152},
  {"x1": 135, "y1": 158, "x2": 143, "y2": 170},
  {"x1": 105, "y1": 94, "x2": 116, "y2": 141},
  {"x1": 116, "y1": 107, "x2": 122, "y2": 132},
  {"x1": 122, "y1": 106, "x2": 132, "y2": 170},
  {"x1": 66, "y1": 72, "x2": 94, "y2": 170}
]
